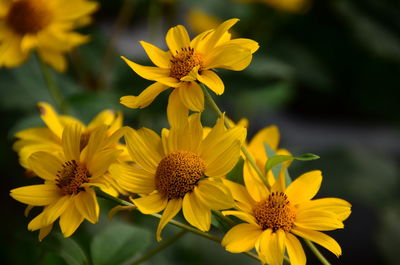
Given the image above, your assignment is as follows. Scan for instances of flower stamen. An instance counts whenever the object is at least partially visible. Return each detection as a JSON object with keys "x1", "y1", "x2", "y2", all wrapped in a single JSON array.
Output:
[
  {"x1": 56, "y1": 160, "x2": 90, "y2": 195},
  {"x1": 253, "y1": 192, "x2": 296, "y2": 232},
  {"x1": 155, "y1": 150, "x2": 206, "y2": 199},
  {"x1": 169, "y1": 47, "x2": 203, "y2": 80}
]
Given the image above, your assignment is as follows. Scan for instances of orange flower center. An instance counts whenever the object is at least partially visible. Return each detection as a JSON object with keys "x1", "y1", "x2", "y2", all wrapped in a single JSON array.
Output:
[
  {"x1": 6, "y1": 0, "x2": 52, "y2": 35},
  {"x1": 56, "y1": 160, "x2": 90, "y2": 195},
  {"x1": 169, "y1": 47, "x2": 203, "y2": 80},
  {"x1": 155, "y1": 150, "x2": 206, "y2": 199},
  {"x1": 253, "y1": 192, "x2": 296, "y2": 232}
]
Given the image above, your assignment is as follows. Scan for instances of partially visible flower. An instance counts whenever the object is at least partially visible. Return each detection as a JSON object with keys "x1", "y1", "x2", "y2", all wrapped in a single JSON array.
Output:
[
  {"x1": 111, "y1": 93, "x2": 246, "y2": 240},
  {"x1": 13, "y1": 102, "x2": 125, "y2": 170},
  {"x1": 234, "y1": 0, "x2": 310, "y2": 13},
  {"x1": 222, "y1": 169, "x2": 351, "y2": 265},
  {"x1": 13, "y1": 102, "x2": 128, "y2": 196},
  {"x1": 120, "y1": 18, "x2": 258, "y2": 112},
  {"x1": 0, "y1": 0, "x2": 98, "y2": 71},
  {"x1": 187, "y1": 9, "x2": 221, "y2": 35},
  {"x1": 10, "y1": 123, "x2": 123, "y2": 240},
  {"x1": 229, "y1": 118, "x2": 290, "y2": 189}
]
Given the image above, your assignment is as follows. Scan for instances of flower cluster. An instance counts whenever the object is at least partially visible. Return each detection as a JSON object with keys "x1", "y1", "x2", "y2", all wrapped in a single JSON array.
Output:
[
  {"x1": 0, "y1": 0, "x2": 98, "y2": 71},
  {"x1": 10, "y1": 17, "x2": 351, "y2": 265}
]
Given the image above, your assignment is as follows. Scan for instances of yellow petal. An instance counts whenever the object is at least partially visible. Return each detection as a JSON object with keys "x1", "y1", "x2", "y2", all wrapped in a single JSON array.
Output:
[
  {"x1": 222, "y1": 210, "x2": 257, "y2": 225},
  {"x1": 62, "y1": 123, "x2": 83, "y2": 161},
  {"x1": 259, "y1": 229, "x2": 286, "y2": 265},
  {"x1": 38, "y1": 224, "x2": 53, "y2": 241},
  {"x1": 87, "y1": 109, "x2": 115, "y2": 130},
  {"x1": 248, "y1": 125, "x2": 280, "y2": 161},
  {"x1": 28, "y1": 211, "x2": 47, "y2": 231},
  {"x1": 108, "y1": 205, "x2": 135, "y2": 220},
  {"x1": 28, "y1": 152, "x2": 62, "y2": 181},
  {"x1": 187, "y1": 113, "x2": 203, "y2": 152},
  {"x1": 87, "y1": 148, "x2": 122, "y2": 178},
  {"x1": 166, "y1": 25, "x2": 191, "y2": 54},
  {"x1": 59, "y1": 202, "x2": 84, "y2": 238},
  {"x1": 0, "y1": 34, "x2": 29, "y2": 67},
  {"x1": 37, "y1": 48, "x2": 67, "y2": 72},
  {"x1": 226, "y1": 38, "x2": 259, "y2": 53},
  {"x1": 167, "y1": 88, "x2": 189, "y2": 129},
  {"x1": 37, "y1": 102, "x2": 64, "y2": 139},
  {"x1": 201, "y1": 123, "x2": 245, "y2": 177},
  {"x1": 109, "y1": 163, "x2": 155, "y2": 194},
  {"x1": 120, "y1": 82, "x2": 169, "y2": 109},
  {"x1": 14, "y1": 127, "x2": 57, "y2": 146},
  {"x1": 180, "y1": 66, "x2": 199, "y2": 82},
  {"x1": 21, "y1": 35, "x2": 38, "y2": 52},
  {"x1": 177, "y1": 81, "x2": 204, "y2": 111},
  {"x1": 125, "y1": 127, "x2": 161, "y2": 173},
  {"x1": 137, "y1": 127, "x2": 164, "y2": 158},
  {"x1": 190, "y1": 29, "x2": 213, "y2": 51},
  {"x1": 197, "y1": 70, "x2": 224, "y2": 95},
  {"x1": 133, "y1": 193, "x2": 167, "y2": 214},
  {"x1": 10, "y1": 185, "x2": 61, "y2": 206},
  {"x1": 182, "y1": 191, "x2": 211, "y2": 231},
  {"x1": 121, "y1": 56, "x2": 179, "y2": 87},
  {"x1": 53, "y1": 0, "x2": 98, "y2": 21},
  {"x1": 285, "y1": 170, "x2": 322, "y2": 205},
  {"x1": 291, "y1": 227, "x2": 342, "y2": 257},
  {"x1": 204, "y1": 140, "x2": 241, "y2": 177},
  {"x1": 75, "y1": 189, "x2": 99, "y2": 224},
  {"x1": 199, "y1": 18, "x2": 239, "y2": 53},
  {"x1": 140, "y1": 41, "x2": 171, "y2": 68},
  {"x1": 156, "y1": 198, "x2": 182, "y2": 241},
  {"x1": 243, "y1": 160, "x2": 269, "y2": 202},
  {"x1": 195, "y1": 180, "x2": 234, "y2": 210},
  {"x1": 295, "y1": 210, "x2": 344, "y2": 231},
  {"x1": 286, "y1": 233, "x2": 306, "y2": 265},
  {"x1": 205, "y1": 43, "x2": 252, "y2": 71},
  {"x1": 83, "y1": 125, "x2": 108, "y2": 163},
  {"x1": 221, "y1": 179, "x2": 255, "y2": 211},
  {"x1": 43, "y1": 195, "x2": 71, "y2": 225},
  {"x1": 222, "y1": 223, "x2": 262, "y2": 253},
  {"x1": 297, "y1": 198, "x2": 352, "y2": 221}
]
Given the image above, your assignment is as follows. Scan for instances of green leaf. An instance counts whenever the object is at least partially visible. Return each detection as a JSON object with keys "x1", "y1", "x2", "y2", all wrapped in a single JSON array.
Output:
[
  {"x1": 91, "y1": 222, "x2": 151, "y2": 265},
  {"x1": 226, "y1": 158, "x2": 244, "y2": 185},
  {"x1": 264, "y1": 153, "x2": 320, "y2": 174},
  {"x1": 264, "y1": 155, "x2": 293, "y2": 175},
  {"x1": 293, "y1": 153, "x2": 320, "y2": 161},
  {"x1": 42, "y1": 233, "x2": 88, "y2": 265}
]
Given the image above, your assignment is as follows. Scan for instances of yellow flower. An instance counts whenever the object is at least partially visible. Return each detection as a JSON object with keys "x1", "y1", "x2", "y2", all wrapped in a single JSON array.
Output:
[
  {"x1": 187, "y1": 9, "x2": 222, "y2": 35},
  {"x1": 14, "y1": 102, "x2": 125, "y2": 173},
  {"x1": 260, "y1": 0, "x2": 310, "y2": 13},
  {"x1": 120, "y1": 18, "x2": 258, "y2": 112},
  {"x1": 110, "y1": 93, "x2": 246, "y2": 241},
  {"x1": 0, "y1": 0, "x2": 98, "y2": 71},
  {"x1": 235, "y1": 0, "x2": 310, "y2": 13},
  {"x1": 221, "y1": 169, "x2": 351, "y2": 265},
  {"x1": 10, "y1": 123, "x2": 123, "y2": 240},
  {"x1": 229, "y1": 118, "x2": 291, "y2": 190}
]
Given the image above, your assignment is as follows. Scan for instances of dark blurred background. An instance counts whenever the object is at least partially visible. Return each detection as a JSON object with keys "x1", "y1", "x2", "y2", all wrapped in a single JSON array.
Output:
[{"x1": 1, "y1": 0, "x2": 400, "y2": 264}]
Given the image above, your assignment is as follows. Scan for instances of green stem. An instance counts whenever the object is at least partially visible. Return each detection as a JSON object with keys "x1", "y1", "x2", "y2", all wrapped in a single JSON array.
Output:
[
  {"x1": 303, "y1": 239, "x2": 331, "y2": 265},
  {"x1": 37, "y1": 55, "x2": 66, "y2": 113},
  {"x1": 212, "y1": 210, "x2": 236, "y2": 227},
  {"x1": 94, "y1": 188, "x2": 260, "y2": 263},
  {"x1": 94, "y1": 187, "x2": 133, "y2": 207},
  {"x1": 201, "y1": 84, "x2": 271, "y2": 190},
  {"x1": 130, "y1": 230, "x2": 187, "y2": 265}
]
